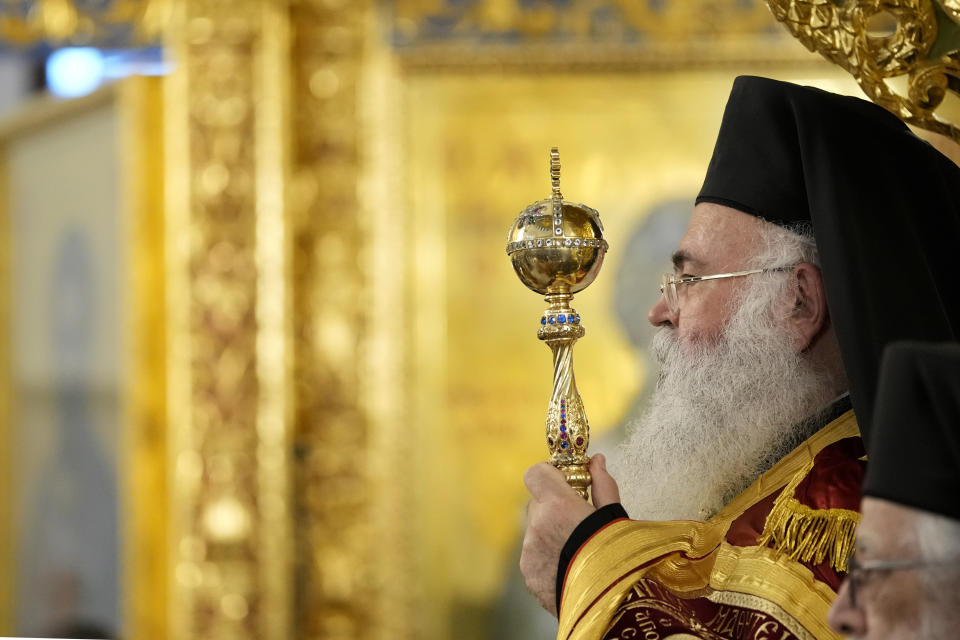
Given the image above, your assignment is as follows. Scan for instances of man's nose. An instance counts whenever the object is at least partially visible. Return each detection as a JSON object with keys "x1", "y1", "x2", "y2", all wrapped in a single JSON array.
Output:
[
  {"x1": 648, "y1": 294, "x2": 675, "y2": 327},
  {"x1": 827, "y1": 580, "x2": 867, "y2": 637}
]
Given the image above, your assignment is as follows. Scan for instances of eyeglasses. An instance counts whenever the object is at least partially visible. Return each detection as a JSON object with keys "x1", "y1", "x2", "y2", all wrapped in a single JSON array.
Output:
[
  {"x1": 658, "y1": 266, "x2": 794, "y2": 315},
  {"x1": 844, "y1": 554, "x2": 951, "y2": 608}
]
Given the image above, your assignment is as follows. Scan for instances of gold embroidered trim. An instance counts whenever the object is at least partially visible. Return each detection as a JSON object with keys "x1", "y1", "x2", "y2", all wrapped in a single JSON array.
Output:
[
  {"x1": 757, "y1": 459, "x2": 860, "y2": 573},
  {"x1": 706, "y1": 590, "x2": 817, "y2": 640}
]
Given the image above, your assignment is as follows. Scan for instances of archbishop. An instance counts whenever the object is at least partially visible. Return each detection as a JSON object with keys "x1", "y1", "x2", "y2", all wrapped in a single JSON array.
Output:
[{"x1": 520, "y1": 76, "x2": 960, "y2": 640}]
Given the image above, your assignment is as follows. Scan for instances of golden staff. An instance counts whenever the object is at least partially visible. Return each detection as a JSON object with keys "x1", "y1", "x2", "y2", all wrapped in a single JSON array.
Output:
[{"x1": 505, "y1": 148, "x2": 608, "y2": 498}]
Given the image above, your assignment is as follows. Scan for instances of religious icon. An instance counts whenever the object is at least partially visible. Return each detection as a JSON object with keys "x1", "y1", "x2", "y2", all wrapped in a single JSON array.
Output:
[{"x1": 505, "y1": 148, "x2": 608, "y2": 498}]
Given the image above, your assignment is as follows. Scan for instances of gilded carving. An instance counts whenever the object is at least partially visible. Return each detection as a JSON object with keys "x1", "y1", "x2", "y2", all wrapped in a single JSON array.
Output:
[
  {"x1": 287, "y1": 1, "x2": 399, "y2": 637},
  {"x1": 768, "y1": 0, "x2": 960, "y2": 142},
  {"x1": 164, "y1": 1, "x2": 291, "y2": 639}
]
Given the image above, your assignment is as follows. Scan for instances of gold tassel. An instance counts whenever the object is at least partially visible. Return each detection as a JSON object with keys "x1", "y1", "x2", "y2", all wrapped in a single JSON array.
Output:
[{"x1": 757, "y1": 460, "x2": 860, "y2": 573}]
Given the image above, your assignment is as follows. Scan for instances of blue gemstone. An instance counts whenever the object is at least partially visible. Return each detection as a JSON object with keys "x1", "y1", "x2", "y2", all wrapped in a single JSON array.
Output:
[
  {"x1": 560, "y1": 425, "x2": 566, "y2": 432},
  {"x1": 540, "y1": 317, "x2": 546, "y2": 325},
  {"x1": 548, "y1": 316, "x2": 556, "y2": 324},
  {"x1": 558, "y1": 314, "x2": 566, "y2": 323},
  {"x1": 576, "y1": 315, "x2": 581, "y2": 323},
  {"x1": 561, "y1": 441, "x2": 569, "y2": 449}
]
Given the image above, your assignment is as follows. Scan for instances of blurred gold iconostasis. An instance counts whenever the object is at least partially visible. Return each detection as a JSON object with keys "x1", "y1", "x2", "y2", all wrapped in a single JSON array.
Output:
[{"x1": 0, "y1": 1, "x2": 885, "y2": 639}]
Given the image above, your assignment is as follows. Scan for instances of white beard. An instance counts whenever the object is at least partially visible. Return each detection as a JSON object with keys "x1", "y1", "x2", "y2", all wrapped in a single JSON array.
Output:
[{"x1": 611, "y1": 276, "x2": 839, "y2": 521}]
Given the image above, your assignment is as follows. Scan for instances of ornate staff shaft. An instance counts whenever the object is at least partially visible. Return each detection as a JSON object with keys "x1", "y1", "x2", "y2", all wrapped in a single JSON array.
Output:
[
  {"x1": 506, "y1": 148, "x2": 608, "y2": 499},
  {"x1": 539, "y1": 293, "x2": 591, "y2": 498}
]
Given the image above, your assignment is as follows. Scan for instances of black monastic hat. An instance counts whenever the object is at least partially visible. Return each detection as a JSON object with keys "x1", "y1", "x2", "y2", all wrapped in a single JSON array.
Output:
[
  {"x1": 864, "y1": 342, "x2": 960, "y2": 520},
  {"x1": 697, "y1": 76, "x2": 960, "y2": 444}
]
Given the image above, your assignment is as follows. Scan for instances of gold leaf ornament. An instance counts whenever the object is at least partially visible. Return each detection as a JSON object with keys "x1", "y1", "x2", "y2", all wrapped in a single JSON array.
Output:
[
  {"x1": 941, "y1": 0, "x2": 960, "y2": 25},
  {"x1": 767, "y1": 0, "x2": 960, "y2": 142}
]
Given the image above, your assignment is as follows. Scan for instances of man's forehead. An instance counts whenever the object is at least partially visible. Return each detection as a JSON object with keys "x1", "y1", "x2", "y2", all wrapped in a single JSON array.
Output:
[
  {"x1": 857, "y1": 498, "x2": 922, "y2": 556},
  {"x1": 673, "y1": 203, "x2": 760, "y2": 270}
]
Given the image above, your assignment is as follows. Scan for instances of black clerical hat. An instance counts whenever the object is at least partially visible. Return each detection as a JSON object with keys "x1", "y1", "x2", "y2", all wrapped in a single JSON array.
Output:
[
  {"x1": 697, "y1": 76, "x2": 960, "y2": 444},
  {"x1": 864, "y1": 342, "x2": 960, "y2": 520}
]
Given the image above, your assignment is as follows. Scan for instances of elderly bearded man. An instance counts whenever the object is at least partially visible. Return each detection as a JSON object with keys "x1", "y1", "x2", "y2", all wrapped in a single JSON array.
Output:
[
  {"x1": 521, "y1": 76, "x2": 960, "y2": 640},
  {"x1": 828, "y1": 342, "x2": 960, "y2": 639}
]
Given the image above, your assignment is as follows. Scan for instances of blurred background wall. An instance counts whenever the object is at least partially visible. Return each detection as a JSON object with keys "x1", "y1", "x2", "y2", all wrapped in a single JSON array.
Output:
[{"x1": 0, "y1": 1, "x2": 911, "y2": 639}]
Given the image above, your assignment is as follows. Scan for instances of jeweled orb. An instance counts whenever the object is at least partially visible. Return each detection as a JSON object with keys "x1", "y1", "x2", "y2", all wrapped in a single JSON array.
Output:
[{"x1": 505, "y1": 199, "x2": 607, "y2": 295}]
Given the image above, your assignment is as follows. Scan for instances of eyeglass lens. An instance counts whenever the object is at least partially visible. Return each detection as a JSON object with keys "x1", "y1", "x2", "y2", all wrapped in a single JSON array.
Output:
[
  {"x1": 660, "y1": 275, "x2": 677, "y2": 314},
  {"x1": 846, "y1": 556, "x2": 861, "y2": 608}
]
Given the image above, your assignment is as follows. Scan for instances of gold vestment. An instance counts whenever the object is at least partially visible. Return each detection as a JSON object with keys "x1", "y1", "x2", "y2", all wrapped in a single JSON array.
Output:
[{"x1": 559, "y1": 411, "x2": 862, "y2": 640}]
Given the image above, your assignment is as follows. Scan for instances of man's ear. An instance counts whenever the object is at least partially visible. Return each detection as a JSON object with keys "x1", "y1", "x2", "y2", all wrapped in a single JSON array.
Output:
[{"x1": 790, "y1": 263, "x2": 829, "y2": 352}]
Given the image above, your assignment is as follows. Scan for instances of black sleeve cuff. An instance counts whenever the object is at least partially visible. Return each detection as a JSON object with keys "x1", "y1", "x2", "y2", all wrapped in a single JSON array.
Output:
[{"x1": 555, "y1": 503, "x2": 629, "y2": 614}]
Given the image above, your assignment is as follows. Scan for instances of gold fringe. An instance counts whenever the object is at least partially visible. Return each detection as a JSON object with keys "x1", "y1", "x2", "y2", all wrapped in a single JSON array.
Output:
[{"x1": 757, "y1": 460, "x2": 861, "y2": 573}]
